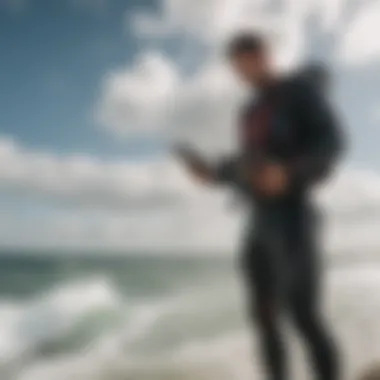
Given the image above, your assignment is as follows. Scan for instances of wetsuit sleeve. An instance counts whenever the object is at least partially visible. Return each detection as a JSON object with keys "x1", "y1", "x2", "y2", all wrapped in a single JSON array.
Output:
[
  {"x1": 290, "y1": 80, "x2": 345, "y2": 186},
  {"x1": 214, "y1": 156, "x2": 240, "y2": 184}
]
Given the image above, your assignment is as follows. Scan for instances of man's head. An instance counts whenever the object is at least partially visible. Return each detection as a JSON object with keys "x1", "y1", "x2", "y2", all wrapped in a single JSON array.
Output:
[{"x1": 227, "y1": 32, "x2": 272, "y2": 87}]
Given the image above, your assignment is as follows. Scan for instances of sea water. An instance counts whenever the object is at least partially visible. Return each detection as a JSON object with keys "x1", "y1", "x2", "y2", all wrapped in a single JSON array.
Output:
[{"x1": 0, "y1": 253, "x2": 379, "y2": 380}]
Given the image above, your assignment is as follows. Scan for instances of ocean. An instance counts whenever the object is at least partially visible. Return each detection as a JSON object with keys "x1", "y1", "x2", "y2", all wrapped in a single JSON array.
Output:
[{"x1": 0, "y1": 253, "x2": 379, "y2": 380}]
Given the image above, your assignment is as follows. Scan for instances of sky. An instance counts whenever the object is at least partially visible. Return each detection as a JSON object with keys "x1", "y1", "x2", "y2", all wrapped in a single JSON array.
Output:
[{"x1": 0, "y1": 0, "x2": 380, "y2": 253}]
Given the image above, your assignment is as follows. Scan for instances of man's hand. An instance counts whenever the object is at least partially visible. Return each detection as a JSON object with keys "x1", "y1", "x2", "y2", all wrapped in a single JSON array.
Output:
[
  {"x1": 174, "y1": 144, "x2": 216, "y2": 185},
  {"x1": 250, "y1": 162, "x2": 289, "y2": 197},
  {"x1": 185, "y1": 161, "x2": 215, "y2": 184}
]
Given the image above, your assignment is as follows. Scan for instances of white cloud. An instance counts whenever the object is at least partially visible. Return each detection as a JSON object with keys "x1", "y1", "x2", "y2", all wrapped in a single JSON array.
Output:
[
  {"x1": 0, "y1": 137, "x2": 241, "y2": 251},
  {"x1": 79, "y1": 0, "x2": 380, "y2": 252},
  {"x1": 131, "y1": 0, "x2": 311, "y2": 68},
  {"x1": 0, "y1": 201, "x2": 241, "y2": 252},
  {"x1": 132, "y1": 0, "x2": 305, "y2": 44},
  {"x1": 97, "y1": 51, "x2": 245, "y2": 155},
  {"x1": 338, "y1": 0, "x2": 380, "y2": 64},
  {"x1": 319, "y1": 167, "x2": 380, "y2": 218},
  {"x1": 102, "y1": 0, "x2": 322, "y2": 152},
  {"x1": 0, "y1": 137, "x2": 197, "y2": 211},
  {"x1": 2, "y1": 166, "x2": 380, "y2": 253},
  {"x1": 132, "y1": 0, "x2": 269, "y2": 42},
  {"x1": 102, "y1": 0, "x2": 380, "y2": 155},
  {"x1": 130, "y1": 0, "x2": 366, "y2": 66},
  {"x1": 97, "y1": 52, "x2": 180, "y2": 137},
  {"x1": 0, "y1": 134, "x2": 380, "y2": 252},
  {"x1": 2, "y1": 0, "x2": 380, "y2": 252}
]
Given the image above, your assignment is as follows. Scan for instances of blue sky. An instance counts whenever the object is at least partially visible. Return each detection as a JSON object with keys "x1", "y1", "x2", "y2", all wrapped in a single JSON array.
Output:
[
  {"x1": 0, "y1": 0, "x2": 380, "y2": 252},
  {"x1": 0, "y1": 0, "x2": 162, "y2": 158}
]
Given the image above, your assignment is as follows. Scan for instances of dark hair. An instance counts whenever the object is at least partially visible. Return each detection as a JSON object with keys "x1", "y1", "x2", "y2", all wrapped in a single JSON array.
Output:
[{"x1": 226, "y1": 32, "x2": 266, "y2": 57}]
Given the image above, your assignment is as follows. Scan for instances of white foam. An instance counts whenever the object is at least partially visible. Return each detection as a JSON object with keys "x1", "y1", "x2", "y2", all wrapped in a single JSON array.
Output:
[
  {"x1": 0, "y1": 277, "x2": 122, "y2": 376},
  {"x1": 3, "y1": 264, "x2": 380, "y2": 380},
  {"x1": 19, "y1": 278, "x2": 121, "y2": 344}
]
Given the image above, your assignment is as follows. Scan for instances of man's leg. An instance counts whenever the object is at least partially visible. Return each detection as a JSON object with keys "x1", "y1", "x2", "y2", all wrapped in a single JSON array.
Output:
[
  {"x1": 241, "y1": 235, "x2": 287, "y2": 380},
  {"x1": 286, "y1": 205, "x2": 340, "y2": 380}
]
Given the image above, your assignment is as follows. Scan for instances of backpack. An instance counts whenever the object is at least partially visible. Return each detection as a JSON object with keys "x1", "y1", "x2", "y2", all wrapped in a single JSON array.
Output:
[{"x1": 297, "y1": 63, "x2": 330, "y2": 93}]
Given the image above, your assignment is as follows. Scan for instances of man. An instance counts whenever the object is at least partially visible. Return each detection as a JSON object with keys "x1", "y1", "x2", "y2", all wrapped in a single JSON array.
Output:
[
  {"x1": 300, "y1": 62, "x2": 330, "y2": 94},
  {"x1": 177, "y1": 32, "x2": 344, "y2": 380}
]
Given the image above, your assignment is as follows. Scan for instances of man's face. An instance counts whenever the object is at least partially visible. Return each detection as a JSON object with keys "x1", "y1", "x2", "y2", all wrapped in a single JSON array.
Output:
[{"x1": 230, "y1": 51, "x2": 269, "y2": 86}]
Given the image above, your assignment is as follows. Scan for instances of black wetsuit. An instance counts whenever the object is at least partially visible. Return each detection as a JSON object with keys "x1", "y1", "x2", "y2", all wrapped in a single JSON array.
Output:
[{"x1": 216, "y1": 75, "x2": 344, "y2": 380}]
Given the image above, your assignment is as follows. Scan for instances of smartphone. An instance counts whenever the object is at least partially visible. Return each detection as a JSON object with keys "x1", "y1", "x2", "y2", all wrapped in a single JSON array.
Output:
[
  {"x1": 172, "y1": 143, "x2": 211, "y2": 174},
  {"x1": 173, "y1": 144, "x2": 203, "y2": 164}
]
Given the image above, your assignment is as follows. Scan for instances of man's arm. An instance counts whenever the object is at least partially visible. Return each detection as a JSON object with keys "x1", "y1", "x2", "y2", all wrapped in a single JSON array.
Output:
[
  {"x1": 289, "y1": 79, "x2": 346, "y2": 186},
  {"x1": 214, "y1": 156, "x2": 241, "y2": 184},
  {"x1": 174, "y1": 143, "x2": 243, "y2": 186},
  {"x1": 174, "y1": 144, "x2": 217, "y2": 184}
]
